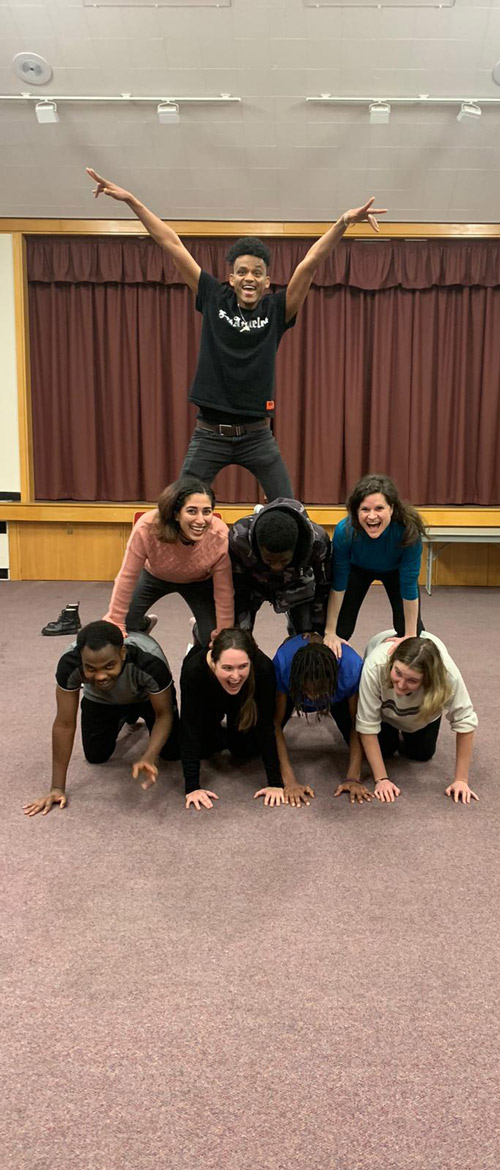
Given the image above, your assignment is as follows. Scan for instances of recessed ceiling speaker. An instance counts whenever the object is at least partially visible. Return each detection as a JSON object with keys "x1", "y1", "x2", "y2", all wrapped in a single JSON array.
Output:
[{"x1": 12, "y1": 52, "x2": 53, "y2": 86}]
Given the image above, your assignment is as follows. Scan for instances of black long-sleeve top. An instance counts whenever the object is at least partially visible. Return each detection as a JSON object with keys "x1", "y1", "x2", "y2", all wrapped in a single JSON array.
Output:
[{"x1": 180, "y1": 646, "x2": 282, "y2": 794}]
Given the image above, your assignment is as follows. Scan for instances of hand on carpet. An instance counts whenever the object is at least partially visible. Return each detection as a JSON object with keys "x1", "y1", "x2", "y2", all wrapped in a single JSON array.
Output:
[
  {"x1": 185, "y1": 789, "x2": 219, "y2": 810},
  {"x1": 445, "y1": 780, "x2": 479, "y2": 804},
  {"x1": 334, "y1": 780, "x2": 374, "y2": 805},
  {"x1": 132, "y1": 759, "x2": 158, "y2": 790},
  {"x1": 254, "y1": 787, "x2": 286, "y2": 807},
  {"x1": 283, "y1": 782, "x2": 315, "y2": 808},
  {"x1": 23, "y1": 788, "x2": 67, "y2": 817},
  {"x1": 374, "y1": 778, "x2": 401, "y2": 803}
]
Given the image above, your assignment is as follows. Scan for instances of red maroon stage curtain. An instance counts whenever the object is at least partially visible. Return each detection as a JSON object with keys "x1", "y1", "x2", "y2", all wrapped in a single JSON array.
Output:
[{"x1": 28, "y1": 236, "x2": 500, "y2": 505}]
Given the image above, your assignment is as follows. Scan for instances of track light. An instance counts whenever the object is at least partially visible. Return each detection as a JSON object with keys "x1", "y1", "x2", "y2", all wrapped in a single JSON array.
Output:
[
  {"x1": 369, "y1": 101, "x2": 391, "y2": 125},
  {"x1": 35, "y1": 99, "x2": 58, "y2": 124},
  {"x1": 456, "y1": 101, "x2": 481, "y2": 122},
  {"x1": 157, "y1": 102, "x2": 180, "y2": 124}
]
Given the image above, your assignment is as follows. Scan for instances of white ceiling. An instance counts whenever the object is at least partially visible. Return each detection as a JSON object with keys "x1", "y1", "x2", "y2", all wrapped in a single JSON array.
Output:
[{"x1": 1, "y1": 0, "x2": 500, "y2": 222}]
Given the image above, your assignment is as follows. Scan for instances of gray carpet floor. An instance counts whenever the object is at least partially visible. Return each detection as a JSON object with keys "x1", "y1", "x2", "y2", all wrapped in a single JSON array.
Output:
[{"x1": 1, "y1": 581, "x2": 499, "y2": 1170}]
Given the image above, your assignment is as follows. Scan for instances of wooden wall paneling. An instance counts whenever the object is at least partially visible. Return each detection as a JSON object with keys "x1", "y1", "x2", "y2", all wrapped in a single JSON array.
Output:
[
  {"x1": 487, "y1": 545, "x2": 500, "y2": 585},
  {"x1": 432, "y1": 543, "x2": 489, "y2": 587},
  {"x1": 13, "y1": 522, "x2": 126, "y2": 581}
]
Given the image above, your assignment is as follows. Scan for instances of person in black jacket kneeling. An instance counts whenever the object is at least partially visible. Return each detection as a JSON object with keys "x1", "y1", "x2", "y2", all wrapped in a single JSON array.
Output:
[{"x1": 229, "y1": 498, "x2": 331, "y2": 636}]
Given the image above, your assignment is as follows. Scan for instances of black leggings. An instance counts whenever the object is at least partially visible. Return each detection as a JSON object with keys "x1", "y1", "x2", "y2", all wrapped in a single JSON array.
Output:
[
  {"x1": 378, "y1": 717, "x2": 441, "y2": 763},
  {"x1": 81, "y1": 697, "x2": 180, "y2": 764},
  {"x1": 336, "y1": 564, "x2": 423, "y2": 641},
  {"x1": 125, "y1": 568, "x2": 216, "y2": 646}
]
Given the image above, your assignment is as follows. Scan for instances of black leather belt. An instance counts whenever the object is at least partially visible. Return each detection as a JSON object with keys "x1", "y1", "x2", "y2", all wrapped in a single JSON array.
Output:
[{"x1": 197, "y1": 418, "x2": 270, "y2": 438}]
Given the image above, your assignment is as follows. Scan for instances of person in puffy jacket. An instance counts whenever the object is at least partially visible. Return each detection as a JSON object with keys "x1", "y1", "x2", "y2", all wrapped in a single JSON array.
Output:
[{"x1": 229, "y1": 498, "x2": 331, "y2": 636}]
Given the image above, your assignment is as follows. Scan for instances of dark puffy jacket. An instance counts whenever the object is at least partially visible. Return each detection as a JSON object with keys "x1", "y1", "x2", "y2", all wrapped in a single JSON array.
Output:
[{"x1": 229, "y1": 498, "x2": 331, "y2": 632}]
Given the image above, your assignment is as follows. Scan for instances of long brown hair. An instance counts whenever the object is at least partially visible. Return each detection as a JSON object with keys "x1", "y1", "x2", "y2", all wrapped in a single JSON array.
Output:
[
  {"x1": 154, "y1": 476, "x2": 215, "y2": 544},
  {"x1": 211, "y1": 628, "x2": 258, "y2": 732},
  {"x1": 346, "y1": 474, "x2": 426, "y2": 547},
  {"x1": 385, "y1": 637, "x2": 453, "y2": 724}
]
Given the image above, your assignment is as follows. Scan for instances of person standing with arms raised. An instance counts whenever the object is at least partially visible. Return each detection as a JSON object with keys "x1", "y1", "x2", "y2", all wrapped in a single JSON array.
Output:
[{"x1": 86, "y1": 167, "x2": 386, "y2": 499}]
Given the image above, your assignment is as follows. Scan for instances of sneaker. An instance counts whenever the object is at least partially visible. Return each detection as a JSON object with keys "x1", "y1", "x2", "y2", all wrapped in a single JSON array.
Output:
[{"x1": 41, "y1": 603, "x2": 81, "y2": 637}]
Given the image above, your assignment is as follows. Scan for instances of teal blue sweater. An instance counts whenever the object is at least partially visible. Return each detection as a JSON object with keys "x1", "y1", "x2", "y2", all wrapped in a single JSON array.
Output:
[{"x1": 332, "y1": 518, "x2": 422, "y2": 600}]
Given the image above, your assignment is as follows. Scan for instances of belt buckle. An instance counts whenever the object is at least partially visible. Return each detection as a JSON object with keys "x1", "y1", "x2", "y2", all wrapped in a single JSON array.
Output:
[{"x1": 219, "y1": 424, "x2": 234, "y2": 437}]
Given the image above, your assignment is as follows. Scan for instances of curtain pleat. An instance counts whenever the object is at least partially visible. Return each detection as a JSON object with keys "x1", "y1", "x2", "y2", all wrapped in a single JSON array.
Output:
[{"x1": 28, "y1": 236, "x2": 500, "y2": 504}]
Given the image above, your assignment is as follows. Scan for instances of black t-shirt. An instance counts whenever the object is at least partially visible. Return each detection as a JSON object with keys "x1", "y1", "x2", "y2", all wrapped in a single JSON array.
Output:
[
  {"x1": 180, "y1": 645, "x2": 281, "y2": 792},
  {"x1": 189, "y1": 271, "x2": 296, "y2": 418},
  {"x1": 56, "y1": 633, "x2": 173, "y2": 706}
]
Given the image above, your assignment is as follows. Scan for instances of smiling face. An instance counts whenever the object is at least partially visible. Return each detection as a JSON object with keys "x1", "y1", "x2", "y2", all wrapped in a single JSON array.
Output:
[
  {"x1": 390, "y1": 660, "x2": 424, "y2": 697},
  {"x1": 211, "y1": 648, "x2": 251, "y2": 695},
  {"x1": 81, "y1": 644, "x2": 125, "y2": 691},
  {"x1": 176, "y1": 492, "x2": 214, "y2": 542},
  {"x1": 229, "y1": 254, "x2": 270, "y2": 309},
  {"x1": 357, "y1": 492, "x2": 393, "y2": 539}
]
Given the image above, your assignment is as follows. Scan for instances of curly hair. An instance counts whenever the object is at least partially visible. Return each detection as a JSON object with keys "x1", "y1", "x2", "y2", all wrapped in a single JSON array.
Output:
[
  {"x1": 346, "y1": 474, "x2": 426, "y2": 547},
  {"x1": 226, "y1": 236, "x2": 271, "y2": 269}
]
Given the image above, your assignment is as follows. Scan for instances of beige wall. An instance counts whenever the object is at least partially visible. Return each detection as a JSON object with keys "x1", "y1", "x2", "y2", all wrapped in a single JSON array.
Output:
[{"x1": 0, "y1": 234, "x2": 21, "y2": 497}]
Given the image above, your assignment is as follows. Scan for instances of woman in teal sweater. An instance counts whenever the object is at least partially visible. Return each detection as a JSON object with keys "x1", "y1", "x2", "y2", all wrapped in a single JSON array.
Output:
[{"x1": 324, "y1": 474, "x2": 426, "y2": 659}]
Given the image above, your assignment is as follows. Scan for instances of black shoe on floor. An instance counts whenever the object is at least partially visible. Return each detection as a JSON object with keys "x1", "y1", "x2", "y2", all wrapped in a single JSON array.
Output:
[{"x1": 41, "y1": 603, "x2": 81, "y2": 637}]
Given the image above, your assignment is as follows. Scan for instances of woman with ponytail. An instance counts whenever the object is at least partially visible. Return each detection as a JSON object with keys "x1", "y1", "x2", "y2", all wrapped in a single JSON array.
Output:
[
  {"x1": 356, "y1": 631, "x2": 479, "y2": 805},
  {"x1": 180, "y1": 629, "x2": 284, "y2": 810}
]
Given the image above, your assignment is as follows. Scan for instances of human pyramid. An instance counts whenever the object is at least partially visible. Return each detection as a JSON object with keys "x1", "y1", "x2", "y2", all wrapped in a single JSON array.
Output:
[{"x1": 23, "y1": 171, "x2": 479, "y2": 818}]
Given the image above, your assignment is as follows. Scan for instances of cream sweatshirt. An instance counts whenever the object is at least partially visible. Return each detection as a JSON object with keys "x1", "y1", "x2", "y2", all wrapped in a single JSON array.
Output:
[
  {"x1": 104, "y1": 511, "x2": 234, "y2": 634},
  {"x1": 356, "y1": 630, "x2": 478, "y2": 736}
]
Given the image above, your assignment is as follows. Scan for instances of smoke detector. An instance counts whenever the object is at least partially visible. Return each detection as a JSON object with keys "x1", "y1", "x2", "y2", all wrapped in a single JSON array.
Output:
[{"x1": 12, "y1": 53, "x2": 53, "y2": 86}]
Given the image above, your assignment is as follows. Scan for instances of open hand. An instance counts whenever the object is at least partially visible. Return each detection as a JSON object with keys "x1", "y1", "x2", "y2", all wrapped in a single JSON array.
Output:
[
  {"x1": 254, "y1": 787, "x2": 286, "y2": 807},
  {"x1": 185, "y1": 789, "x2": 219, "y2": 811},
  {"x1": 131, "y1": 759, "x2": 158, "y2": 791},
  {"x1": 323, "y1": 633, "x2": 348, "y2": 660},
  {"x1": 445, "y1": 781, "x2": 479, "y2": 805},
  {"x1": 86, "y1": 167, "x2": 132, "y2": 202},
  {"x1": 23, "y1": 789, "x2": 67, "y2": 817},
  {"x1": 344, "y1": 197, "x2": 387, "y2": 232},
  {"x1": 283, "y1": 782, "x2": 315, "y2": 808},
  {"x1": 334, "y1": 780, "x2": 373, "y2": 805},
  {"x1": 374, "y1": 778, "x2": 401, "y2": 803}
]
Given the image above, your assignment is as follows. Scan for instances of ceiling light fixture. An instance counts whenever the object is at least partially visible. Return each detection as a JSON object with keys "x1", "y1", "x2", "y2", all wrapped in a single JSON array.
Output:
[
  {"x1": 369, "y1": 100, "x2": 391, "y2": 124},
  {"x1": 157, "y1": 101, "x2": 180, "y2": 124},
  {"x1": 35, "y1": 99, "x2": 58, "y2": 124},
  {"x1": 456, "y1": 101, "x2": 481, "y2": 123},
  {"x1": 306, "y1": 95, "x2": 495, "y2": 116}
]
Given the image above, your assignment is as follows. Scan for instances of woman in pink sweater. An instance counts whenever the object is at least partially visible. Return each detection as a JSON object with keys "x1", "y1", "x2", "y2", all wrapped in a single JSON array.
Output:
[{"x1": 104, "y1": 477, "x2": 234, "y2": 646}]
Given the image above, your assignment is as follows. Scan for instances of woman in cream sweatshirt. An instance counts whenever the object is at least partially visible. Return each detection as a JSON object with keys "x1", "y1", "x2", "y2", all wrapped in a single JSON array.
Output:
[{"x1": 356, "y1": 630, "x2": 478, "y2": 806}]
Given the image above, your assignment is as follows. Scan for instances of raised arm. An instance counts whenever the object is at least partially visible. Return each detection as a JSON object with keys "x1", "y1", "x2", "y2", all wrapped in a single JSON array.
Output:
[
  {"x1": 86, "y1": 167, "x2": 201, "y2": 292},
  {"x1": 285, "y1": 197, "x2": 387, "y2": 321},
  {"x1": 23, "y1": 687, "x2": 80, "y2": 817}
]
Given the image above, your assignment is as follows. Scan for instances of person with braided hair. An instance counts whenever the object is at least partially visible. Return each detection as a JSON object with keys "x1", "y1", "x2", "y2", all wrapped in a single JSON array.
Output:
[{"x1": 273, "y1": 633, "x2": 372, "y2": 808}]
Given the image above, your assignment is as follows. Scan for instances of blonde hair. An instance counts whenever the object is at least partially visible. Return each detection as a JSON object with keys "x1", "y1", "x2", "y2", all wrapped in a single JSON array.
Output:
[{"x1": 386, "y1": 637, "x2": 453, "y2": 724}]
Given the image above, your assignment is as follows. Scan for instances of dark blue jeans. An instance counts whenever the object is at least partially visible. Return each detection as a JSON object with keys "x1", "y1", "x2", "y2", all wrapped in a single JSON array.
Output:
[{"x1": 180, "y1": 423, "x2": 293, "y2": 502}]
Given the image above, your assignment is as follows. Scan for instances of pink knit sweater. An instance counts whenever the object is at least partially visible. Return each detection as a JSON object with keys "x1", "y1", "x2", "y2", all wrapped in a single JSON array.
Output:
[{"x1": 104, "y1": 511, "x2": 234, "y2": 633}]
